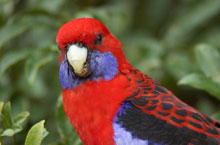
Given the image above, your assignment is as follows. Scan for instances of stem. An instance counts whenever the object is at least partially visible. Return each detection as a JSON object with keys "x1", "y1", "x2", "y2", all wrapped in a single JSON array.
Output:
[{"x1": 13, "y1": 135, "x2": 16, "y2": 145}]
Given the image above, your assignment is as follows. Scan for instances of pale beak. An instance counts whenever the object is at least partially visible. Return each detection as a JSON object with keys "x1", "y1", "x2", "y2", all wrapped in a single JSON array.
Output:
[{"x1": 66, "y1": 43, "x2": 90, "y2": 77}]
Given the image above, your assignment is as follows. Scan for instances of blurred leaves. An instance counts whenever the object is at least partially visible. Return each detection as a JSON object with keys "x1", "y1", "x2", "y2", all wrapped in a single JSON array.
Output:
[
  {"x1": 179, "y1": 73, "x2": 220, "y2": 99},
  {"x1": 164, "y1": 0, "x2": 220, "y2": 49},
  {"x1": 0, "y1": 50, "x2": 31, "y2": 78},
  {"x1": 1, "y1": 0, "x2": 220, "y2": 144},
  {"x1": 25, "y1": 53, "x2": 54, "y2": 84},
  {"x1": 195, "y1": 44, "x2": 220, "y2": 83},
  {"x1": 166, "y1": 52, "x2": 195, "y2": 80},
  {"x1": 212, "y1": 112, "x2": 220, "y2": 122},
  {"x1": 0, "y1": 16, "x2": 39, "y2": 48},
  {"x1": 179, "y1": 44, "x2": 220, "y2": 100}
]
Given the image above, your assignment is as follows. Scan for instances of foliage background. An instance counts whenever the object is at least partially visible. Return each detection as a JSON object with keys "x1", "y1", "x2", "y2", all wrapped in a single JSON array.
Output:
[{"x1": 0, "y1": 0, "x2": 220, "y2": 144}]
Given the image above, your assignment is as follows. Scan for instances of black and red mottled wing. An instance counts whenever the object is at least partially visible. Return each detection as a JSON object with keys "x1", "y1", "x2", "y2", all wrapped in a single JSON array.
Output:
[{"x1": 117, "y1": 69, "x2": 220, "y2": 145}]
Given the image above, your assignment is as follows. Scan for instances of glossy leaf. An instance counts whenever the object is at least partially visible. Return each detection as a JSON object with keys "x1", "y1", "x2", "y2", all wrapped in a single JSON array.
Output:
[
  {"x1": 0, "y1": 128, "x2": 14, "y2": 136},
  {"x1": 0, "y1": 102, "x2": 3, "y2": 116},
  {"x1": 14, "y1": 111, "x2": 30, "y2": 125},
  {"x1": 195, "y1": 44, "x2": 220, "y2": 83},
  {"x1": 0, "y1": 124, "x2": 22, "y2": 136},
  {"x1": 25, "y1": 120, "x2": 45, "y2": 145},
  {"x1": 179, "y1": 73, "x2": 220, "y2": 99},
  {"x1": 1, "y1": 102, "x2": 13, "y2": 128}
]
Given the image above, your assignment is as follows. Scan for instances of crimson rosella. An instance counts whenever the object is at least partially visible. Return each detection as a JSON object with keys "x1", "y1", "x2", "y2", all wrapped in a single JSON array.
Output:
[{"x1": 56, "y1": 18, "x2": 220, "y2": 145}]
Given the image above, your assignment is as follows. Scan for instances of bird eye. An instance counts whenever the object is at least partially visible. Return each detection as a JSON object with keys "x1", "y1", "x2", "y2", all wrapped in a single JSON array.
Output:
[{"x1": 94, "y1": 33, "x2": 102, "y2": 45}]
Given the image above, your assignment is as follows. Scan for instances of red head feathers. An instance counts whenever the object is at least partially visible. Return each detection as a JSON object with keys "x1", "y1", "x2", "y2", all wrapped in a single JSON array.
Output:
[{"x1": 56, "y1": 18, "x2": 127, "y2": 69}]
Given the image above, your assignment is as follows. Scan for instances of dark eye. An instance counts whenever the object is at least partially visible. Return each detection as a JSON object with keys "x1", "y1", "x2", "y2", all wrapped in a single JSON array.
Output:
[{"x1": 94, "y1": 33, "x2": 102, "y2": 45}]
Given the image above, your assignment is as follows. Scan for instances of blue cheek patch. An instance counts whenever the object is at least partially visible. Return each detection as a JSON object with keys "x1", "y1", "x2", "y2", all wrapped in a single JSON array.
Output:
[
  {"x1": 59, "y1": 51, "x2": 118, "y2": 89},
  {"x1": 89, "y1": 51, "x2": 118, "y2": 81},
  {"x1": 59, "y1": 57, "x2": 83, "y2": 89}
]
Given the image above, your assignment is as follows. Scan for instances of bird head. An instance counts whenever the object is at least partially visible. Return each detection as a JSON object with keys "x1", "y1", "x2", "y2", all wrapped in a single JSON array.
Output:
[{"x1": 56, "y1": 18, "x2": 128, "y2": 89}]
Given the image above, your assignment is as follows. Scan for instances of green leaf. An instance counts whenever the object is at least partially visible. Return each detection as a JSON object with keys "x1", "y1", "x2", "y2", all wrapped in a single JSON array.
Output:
[
  {"x1": 179, "y1": 73, "x2": 220, "y2": 100},
  {"x1": 0, "y1": 102, "x2": 3, "y2": 116},
  {"x1": 0, "y1": 20, "x2": 28, "y2": 48},
  {"x1": 25, "y1": 120, "x2": 45, "y2": 145},
  {"x1": 0, "y1": 50, "x2": 31, "y2": 78},
  {"x1": 1, "y1": 102, "x2": 13, "y2": 128},
  {"x1": 0, "y1": 128, "x2": 14, "y2": 136},
  {"x1": 14, "y1": 111, "x2": 30, "y2": 125},
  {"x1": 164, "y1": 0, "x2": 220, "y2": 48},
  {"x1": 25, "y1": 53, "x2": 53, "y2": 84},
  {"x1": 11, "y1": 124, "x2": 23, "y2": 134},
  {"x1": 166, "y1": 52, "x2": 195, "y2": 80},
  {"x1": 0, "y1": 124, "x2": 22, "y2": 136},
  {"x1": 0, "y1": 15, "x2": 52, "y2": 49},
  {"x1": 0, "y1": 103, "x2": 28, "y2": 137},
  {"x1": 56, "y1": 95, "x2": 82, "y2": 145},
  {"x1": 195, "y1": 44, "x2": 220, "y2": 82}
]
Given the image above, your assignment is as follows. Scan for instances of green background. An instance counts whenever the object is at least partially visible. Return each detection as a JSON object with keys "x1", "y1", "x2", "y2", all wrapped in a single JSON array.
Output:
[{"x1": 0, "y1": 0, "x2": 220, "y2": 144}]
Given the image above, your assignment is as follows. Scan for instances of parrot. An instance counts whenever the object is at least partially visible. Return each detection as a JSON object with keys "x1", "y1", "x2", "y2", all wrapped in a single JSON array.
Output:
[{"x1": 56, "y1": 18, "x2": 220, "y2": 145}]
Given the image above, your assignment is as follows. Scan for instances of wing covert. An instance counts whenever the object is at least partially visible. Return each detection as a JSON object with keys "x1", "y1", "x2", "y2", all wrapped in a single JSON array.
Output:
[{"x1": 121, "y1": 69, "x2": 220, "y2": 144}]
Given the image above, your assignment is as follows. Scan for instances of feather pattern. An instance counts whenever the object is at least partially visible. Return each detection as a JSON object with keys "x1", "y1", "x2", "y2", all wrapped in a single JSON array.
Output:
[{"x1": 114, "y1": 68, "x2": 220, "y2": 145}]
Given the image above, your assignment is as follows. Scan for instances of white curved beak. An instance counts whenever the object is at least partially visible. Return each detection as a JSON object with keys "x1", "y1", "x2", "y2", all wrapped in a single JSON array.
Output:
[{"x1": 66, "y1": 44, "x2": 90, "y2": 77}]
